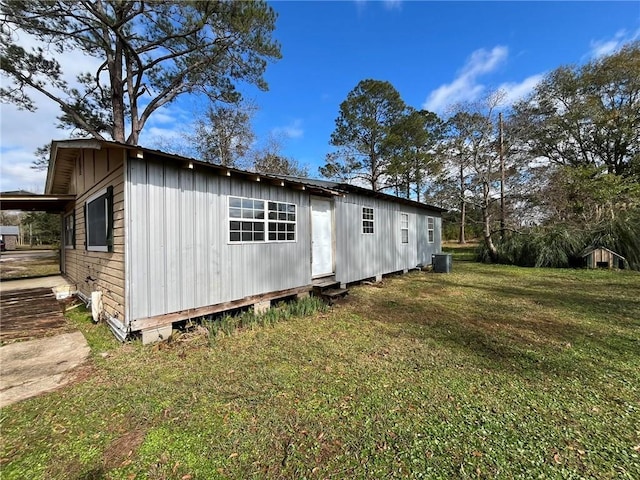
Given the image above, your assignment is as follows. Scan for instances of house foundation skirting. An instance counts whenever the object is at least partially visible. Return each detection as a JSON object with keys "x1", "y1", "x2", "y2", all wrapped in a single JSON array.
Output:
[{"x1": 130, "y1": 285, "x2": 313, "y2": 333}]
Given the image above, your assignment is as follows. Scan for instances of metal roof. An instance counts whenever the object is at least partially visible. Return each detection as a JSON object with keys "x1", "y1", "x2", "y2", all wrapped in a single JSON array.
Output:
[
  {"x1": 42, "y1": 139, "x2": 447, "y2": 213},
  {"x1": 46, "y1": 139, "x2": 343, "y2": 197},
  {"x1": 0, "y1": 226, "x2": 20, "y2": 235},
  {"x1": 580, "y1": 245, "x2": 626, "y2": 260},
  {"x1": 270, "y1": 174, "x2": 447, "y2": 213}
]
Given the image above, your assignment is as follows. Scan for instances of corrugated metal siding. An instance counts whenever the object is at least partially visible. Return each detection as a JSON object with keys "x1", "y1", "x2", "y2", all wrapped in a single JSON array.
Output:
[
  {"x1": 335, "y1": 193, "x2": 442, "y2": 284},
  {"x1": 416, "y1": 214, "x2": 442, "y2": 266},
  {"x1": 127, "y1": 157, "x2": 311, "y2": 320}
]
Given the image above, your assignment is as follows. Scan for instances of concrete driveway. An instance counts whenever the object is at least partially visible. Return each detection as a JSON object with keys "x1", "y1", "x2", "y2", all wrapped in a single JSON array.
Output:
[
  {"x1": 0, "y1": 275, "x2": 90, "y2": 408},
  {"x1": 0, "y1": 332, "x2": 90, "y2": 407}
]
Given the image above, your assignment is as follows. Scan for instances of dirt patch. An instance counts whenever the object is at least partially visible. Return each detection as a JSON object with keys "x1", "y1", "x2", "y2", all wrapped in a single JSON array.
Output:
[{"x1": 103, "y1": 429, "x2": 147, "y2": 470}]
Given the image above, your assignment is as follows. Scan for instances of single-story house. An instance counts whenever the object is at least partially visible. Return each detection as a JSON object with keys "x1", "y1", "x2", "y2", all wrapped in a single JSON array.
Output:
[
  {"x1": 0, "y1": 225, "x2": 20, "y2": 250},
  {"x1": 2, "y1": 139, "x2": 445, "y2": 342},
  {"x1": 581, "y1": 246, "x2": 627, "y2": 269}
]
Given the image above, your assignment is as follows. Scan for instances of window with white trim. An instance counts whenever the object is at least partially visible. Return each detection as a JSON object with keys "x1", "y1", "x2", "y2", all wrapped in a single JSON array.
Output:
[
  {"x1": 229, "y1": 197, "x2": 265, "y2": 242},
  {"x1": 427, "y1": 216, "x2": 435, "y2": 243},
  {"x1": 400, "y1": 213, "x2": 409, "y2": 244},
  {"x1": 86, "y1": 187, "x2": 113, "y2": 252},
  {"x1": 64, "y1": 211, "x2": 75, "y2": 249},
  {"x1": 268, "y1": 201, "x2": 296, "y2": 241},
  {"x1": 228, "y1": 196, "x2": 296, "y2": 243},
  {"x1": 362, "y1": 207, "x2": 374, "y2": 234}
]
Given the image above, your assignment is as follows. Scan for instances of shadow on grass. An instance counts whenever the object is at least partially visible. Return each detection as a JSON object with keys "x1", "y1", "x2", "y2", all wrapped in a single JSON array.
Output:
[{"x1": 360, "y1": 274, "x2": 640, "y2": 382}]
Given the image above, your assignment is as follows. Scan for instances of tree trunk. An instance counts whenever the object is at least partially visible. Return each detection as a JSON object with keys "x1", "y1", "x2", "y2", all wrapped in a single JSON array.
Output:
[
  {"x1": 107, "y1": 10, "x2": 126, "y2": 142},
  {"x1": 459, "y1": 200, "x2": 466, "y2": 244},
  {"x1": 482, "y1": 183, "x2": 498, "y2": 261},
  {"x1": 458, "y1": 164, "x2": 466, "y2": 244}
]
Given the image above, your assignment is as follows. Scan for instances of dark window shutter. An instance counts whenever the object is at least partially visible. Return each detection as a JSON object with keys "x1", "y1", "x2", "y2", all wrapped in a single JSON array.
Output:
[
  {"x1": 72, "y1": 209, "x2": 76, "y2": 249},
  {"x1": 84, "y1": 203, "x2": 88, "y2": 249},
  {"x1": 106, "y1": 186, "x2": 114, "y2": 252}
]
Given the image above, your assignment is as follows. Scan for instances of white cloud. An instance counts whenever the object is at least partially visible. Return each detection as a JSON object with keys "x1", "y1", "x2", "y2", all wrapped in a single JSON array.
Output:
[
  {"x1": 271, "y1": 119, "x2": 304, "y2": 139},
  {"x1": 354, "y1": 0, "x2": 402, "y2": 12},
  {"x1": 423, "y1": 46, "x2": 508, "y2": 112},
  {"x1": 588, "y1": 28, "x2": 640, "y2": 59},
  {"x1": 0, "y1": 101, "x2": 74, "y2": 193},
  {"x1": 383, "y1": 0, "x2": 402, "y2": 11},
  {"x1": 498, "y1": 74, "x2": 544, "y2": 105},
  {"x1": 0, "y1": 32, "x2": 102, "y2": 193},
  {"x1": 0, "y1": 147, "x2": 47, "y2": 193}
]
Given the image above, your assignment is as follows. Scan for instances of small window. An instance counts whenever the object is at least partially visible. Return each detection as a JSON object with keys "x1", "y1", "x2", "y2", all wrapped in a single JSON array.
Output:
[
  {"x1": 400, "y1": 213, "x2": 409, "y2": 244},
  {"x1": 228, "y1": 197, "x2": 296, "y2": 243},
  {"x1": 427, "y1": 216, "x2": 435, "y2": 243},
  {"x1": 267, "y1": 201, "x2": 296, "y2": 241},
  {"x1": 362, "y1": 207, "x2": 374, "y2": 234},
  {"x1": 64, "y1": 211, "x2": 75, "y2": 249},
  {"x1": 86, "y1": 187, "x2": 113, "y2": 252}
]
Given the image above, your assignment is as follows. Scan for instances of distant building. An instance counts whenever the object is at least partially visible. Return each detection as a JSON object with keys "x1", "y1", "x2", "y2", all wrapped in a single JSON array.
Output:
[
  {"x1": 0, "y1": 225, "x2": 20, "y2": 250},
  {"x1": 580, "y1": 246, "x2": 627, "y2": 269}
]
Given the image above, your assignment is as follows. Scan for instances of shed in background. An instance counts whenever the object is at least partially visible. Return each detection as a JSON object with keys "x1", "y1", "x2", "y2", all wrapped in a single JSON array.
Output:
[
  {"x1": 0, "y1": 226, "x2": 20, "y2": 250},
  {"x1": 581, "y1": 246, "x2": 627, "y2": 269}
]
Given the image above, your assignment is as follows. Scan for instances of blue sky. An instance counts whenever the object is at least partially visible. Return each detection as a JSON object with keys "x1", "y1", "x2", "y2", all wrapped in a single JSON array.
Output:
[{"x1": 1, "y1": 1, "x2": 639, "y2": 192}]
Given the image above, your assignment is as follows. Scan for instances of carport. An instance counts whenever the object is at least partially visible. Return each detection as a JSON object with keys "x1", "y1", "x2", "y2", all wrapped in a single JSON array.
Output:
[
  {"x1": 0, "y1": 192, "x2": 77, "y2": 341},
  {"x1": 1, "y1": 190, "x2": 75, "y2": 269},
  {"x1": 0, "y1": 192, "x2": 75, "y2": 212},
  {"x1": 1, "y1": 193, "x2": 89, "y2": 407}
]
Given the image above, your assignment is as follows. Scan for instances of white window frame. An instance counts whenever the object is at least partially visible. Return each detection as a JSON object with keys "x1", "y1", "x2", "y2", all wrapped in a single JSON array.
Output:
[
  {"x1": 400, "y1": 213, "x2": 409, "y2": 244},
  {"x1": 228, "y1": 196, "x2": 297, "y2": 244},
  {"x1": 86, "y1": 188, "x2": 110, "y2": 252},
  {"x1": 362, "y1": 207, "x2": 374, "y2": 234},
  {"x1": 63, "y1": 211, "x2": 75, "y2": 249},
  {"x1": 427, "y1": 216, "x2": 435, "y2": 243},
  {"x1": 267, "y1": 200, "x2": 297, "y2": 242}
]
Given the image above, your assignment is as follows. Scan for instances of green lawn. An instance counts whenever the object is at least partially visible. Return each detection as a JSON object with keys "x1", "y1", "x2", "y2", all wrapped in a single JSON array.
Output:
[{"x1": 1, "y1": 260, "x2": 639, "y2": 479}]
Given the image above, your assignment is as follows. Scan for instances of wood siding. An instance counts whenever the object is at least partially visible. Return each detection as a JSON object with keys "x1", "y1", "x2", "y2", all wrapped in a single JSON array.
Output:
[
  {"x1": 584, "y1": 248, "x2": 624, "y2": 269},
  {"x1": 126, "y1": 157, "x2": 312, "y2": 322},
  {"x1": 63, "y1": 148, "x2": 126, "y2": 321},
  {"x1": 334, "y1": 193, "x2": 441, "y2": 284},
  {"x1": 1, "y1": 235, "x2": 18, "y2": 250}
]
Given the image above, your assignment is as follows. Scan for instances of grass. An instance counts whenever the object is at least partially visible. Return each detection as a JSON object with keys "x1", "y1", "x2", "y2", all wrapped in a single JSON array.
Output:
[
  {"x1": 1, "y1": 261, "x2": 638, "y2": 479},
  {"x1": 0, "y1": 254, "x2": 60, "y2": 280}
]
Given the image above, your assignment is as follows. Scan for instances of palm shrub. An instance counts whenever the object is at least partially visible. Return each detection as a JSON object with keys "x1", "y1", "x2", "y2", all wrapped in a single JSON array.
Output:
[{"x1": 587, "y1": 210, "x2": 640, "y2": 269}]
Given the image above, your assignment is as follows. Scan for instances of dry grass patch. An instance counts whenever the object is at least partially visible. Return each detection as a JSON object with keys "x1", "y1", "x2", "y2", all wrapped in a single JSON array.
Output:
[{"x1": 0, "y1": 255, "x2": 60, "y2": 280}]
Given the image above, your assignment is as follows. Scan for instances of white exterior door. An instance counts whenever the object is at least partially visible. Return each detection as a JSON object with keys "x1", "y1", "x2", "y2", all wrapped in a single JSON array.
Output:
[{"x1": 311, "y1": 198, "x2": 334, "y2": 277}]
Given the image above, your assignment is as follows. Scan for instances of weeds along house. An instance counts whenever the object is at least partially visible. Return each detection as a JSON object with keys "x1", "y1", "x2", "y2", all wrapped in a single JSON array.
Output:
[{"x1": 43, "y1": 139, "x2": 445, "y2": 342}]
